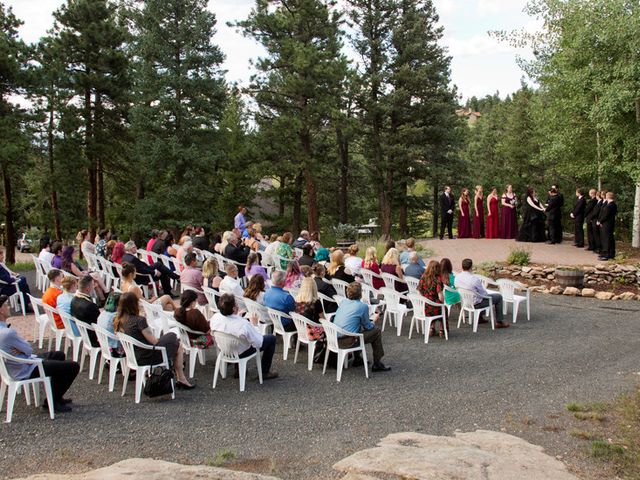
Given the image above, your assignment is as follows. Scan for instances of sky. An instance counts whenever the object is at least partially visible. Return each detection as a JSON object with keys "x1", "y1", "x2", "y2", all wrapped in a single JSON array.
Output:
[{"x1": 5, "y1": 0, "x2": 539, "y2": 102}]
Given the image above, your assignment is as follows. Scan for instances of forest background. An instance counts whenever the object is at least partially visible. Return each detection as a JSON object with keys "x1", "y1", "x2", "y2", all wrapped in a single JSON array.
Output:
[{"x1": 1, "y1": 0, "x2": 639, "y2": 263}]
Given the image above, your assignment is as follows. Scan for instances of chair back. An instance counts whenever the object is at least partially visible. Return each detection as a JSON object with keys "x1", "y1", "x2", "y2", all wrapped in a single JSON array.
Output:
[
  {"x1": 291, "y1": 312, "x2": 320, "y2": 343},
  {"x1": 243, "y1": 297, "x2": 271, "y2": 325},
  {"x1": 140, "y1": 300, "x2": 165, "y2": 334},
  {"x1": 116, "y1": 333, "x2": 143, "y2": 369},
  {"x1": 320, "y1": 319, "x2": 340, "y2": 351},
  {"x1": 496, "y1": 278, "x2": 516, "y2": 301},
  {"x1": 94, "y1": 324, "x2": 118, "y2": 358},
  {"x1": 74, "y1": 319, "x2": 97, "y2": 348},
  {"x1": 41, "y1": 303, "x2": 64, "y2": 332},
  {"x1": 333, "y1": 294, "x2": 345, "y2": 305},
  {"x1": 360, "y1": 283, "x2": 378, "y2": 305},
  {"x1": 213, "y1": 331, "x2": 243, "y2": 360},
  {"x1": 360, "y1": 268, "x2": 382, "y2": 287},
  {"x1": 331, "y1": 279, "x2": 349, "y2": 298},
  {"x1": 0, "y1": 349, "x2": 16, "y2": 383},
  {"x1": 181, "y1": 284, "x2": 204, "y2": 295},
  {"x1": 443, "y1": 284, "x2": 460, "y2": 303},
  {"x1": 476, "y1": 274, "x2": 497, "y2": 290},
  {"x1": 317, "y1": 292, "x2": 337, "y2": 316},
  {"x1": 381, "y1": 272, "x2": 398, "y2": 290},
  {"x1": 58, "y1": 310, "x2": 81, "y2": 340},
  {"x1": 458, "y1": 288, "x2": 478, "y2": 310},
  {"x1": 405, "y1": 276, "x2": 419, "y2": 294},
  {"x1": 85, "y1": 253, "x2": 99, "y2": 271},
  {"x1": 380, "y1": 287, "x2": 402, "y2": 310},
  {"x1": 28, "y1": 294, "x2": 46, "y2": 318},
  {"x1": 267, "y1": 308, "x2": 291, "y2": 335},
  {"x1": 203, "y1": 286, "x2": 221, "y2": 314},
  {"x1": 407, "y1": 293, "x2": 427, "y2": 319},
  {"x1": 213, "y1": 254, "x2": 227, "y2": 272}
]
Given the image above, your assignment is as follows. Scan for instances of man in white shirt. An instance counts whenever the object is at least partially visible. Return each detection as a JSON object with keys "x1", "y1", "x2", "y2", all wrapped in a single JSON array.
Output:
[
  {"x1": 219, "y1": 264, "x2": 244, "y2": 298},
  {"x1": 38, "y1": 241, "x2": 55, "y2": 266},
  {"x1": 454, "y1": 258, "x2": 509, "y2": 328},
  {"x1": 262, "y1": 235, "x2": 281, "y2": 267},
  {"x1": 210, "y1": 294, "x2": 278, "y2": 379}
]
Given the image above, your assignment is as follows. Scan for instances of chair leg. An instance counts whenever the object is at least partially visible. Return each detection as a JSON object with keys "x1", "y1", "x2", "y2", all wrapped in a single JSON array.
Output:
[
  {"x1": 443, "y1": 317, "x2": 449, "y2": 340},
  {"x1": 79, "y1": 349, "x2": 87, "y2": 373},
  {"x1": 457, "y1": 309, "x2": 464, "y2": 328},
  {"x1": 108, "y1": 361, "x2": 119, "y2": 393},
  {"x1": 361, "y1": 346, "x2": 369, "y2": 379},
  {"x1": 0, "y1": 381, "x2": 6, "y2": 412},
  {"x1": 72, "y1": 340, "x2": 81, "y2": 363},
  {"x1": 408, "y1": 317, "x2": 415, "y2": 339},
  {"x1": 121, "y1": 366, "x2": 130, "y2": 396},
  {"x1": 43, "y1": 379, "x2": 55, "y2": 420},
  {"x1": 381, "y1": 311, "x2": 388, "y2": 332},
  {"x1": 336, "y1": 351, "x2": 345, "y2": 382},
  {"x1": 212, "y1": 356, "x2": 222, "y2": 388},
  {"x1": 134, "y1": 370, "x2": 145, "y2": 403},
  {"x1": 98, "y1": 358, "x2": 105, "y2": 384},
  {"x1": 293, "y1": 340, "x2": 300, "y2": 364},
  {"x1": 307, "y1": 342, "x2": 315, "y2": 371},
  {"x1": 6, "y1": 384, "x2": 17, "y2": 423},
  {"x1": 23, "y1": 384, "x2": 31, "y2": 405},
  {"x1": 239, "y1": 361, "x2": 247, "y2": 392},
  {"x1": 89, "y1": 351, "x2": 99, "y2": 380},
  {"x1": 424, "y1": 320, "x2": 431, "y2": 344},
  {"x1": 256, "y1": 352, "x2": 263, "y2": 384},
  {"x1": 526, "y1": 298, "x2": 530, "y2": 321},
  {"x1": 282, "y1": 335, "x2": 290, "y2": 360},
  {"x1": 322, "y1": 349, "x2": 329, "y2": 375}
]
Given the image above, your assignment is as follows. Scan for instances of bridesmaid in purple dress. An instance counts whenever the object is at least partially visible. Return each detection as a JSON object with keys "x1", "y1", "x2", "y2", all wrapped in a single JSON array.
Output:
[
  {"x1": 500, "y1": 184, "x2": 518, "y2": 239},
  {"x1": 457, "y1": 189, "x2": 472, "y2": 238},
  {"x1": 472, "y1": 185, "x2": 484, "y2": 238},
  {"x1": 486, "y1": 187, "x2": 500, "y2": 239}
]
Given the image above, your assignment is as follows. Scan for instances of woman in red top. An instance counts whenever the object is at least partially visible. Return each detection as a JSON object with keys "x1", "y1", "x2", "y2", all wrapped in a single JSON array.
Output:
[
  {"x1": 457, "y1": 188, "x2": 472, "y2": 238},
  {"x1": 362, "y1": 247, "x2": 384, "y2": 290},
  {"x1": 486, "y1": 186, "x2": 500, "y2": 239},
  {"x1": 417, "y1": 260, "x2": 446, "y2": 337},
  {"x1": 472, "y1": 185, "x2": 484, "y2": 238}
]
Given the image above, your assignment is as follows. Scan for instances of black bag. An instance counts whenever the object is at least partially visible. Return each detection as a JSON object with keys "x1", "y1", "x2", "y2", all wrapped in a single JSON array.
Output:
[{"x1": 144, "y1": 366, "x2": 174, "y2": 397}]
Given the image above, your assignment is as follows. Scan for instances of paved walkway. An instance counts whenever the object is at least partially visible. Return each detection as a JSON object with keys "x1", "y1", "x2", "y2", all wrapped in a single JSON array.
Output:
[{"x1": 419, "y1": 238, "x2": 600, "y2": 267}]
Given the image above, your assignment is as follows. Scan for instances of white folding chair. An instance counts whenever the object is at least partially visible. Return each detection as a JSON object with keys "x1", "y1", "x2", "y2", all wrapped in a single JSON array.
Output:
[
  {"x1": 381, "y1": 272, "x2": 403, "y2": 291},
  {"x1": 497, "y1": 279, "x2": 531, "y2": 323},
  {"x1": 29, "y1": 254, "x2": 44, "y2": 292},
  {"x1": 331, "y1": 279, "x2": 349, "y2": 298},
  {"x1": 317, "y1": 292, "x2": 337, "y2": 321},
  {"x1": 243, "y1": 297, "x2": 272, "y2": 335},
  {"x1": 0, "y1": 279, "x2": 26, "y2": 317},
  {"x1": 140, "y1": 300, "x2": 165, "y2": 337},
  {"x1": 379, "y1": 287, "x2": 409, "y2": 336},
  {"x1": 203, "y1": 286, "x2": 221, "y2": 317},
  {"x1": 320, "y1": 319, "x2": 368, "y2": 382},
  {"x1": 117, "y1": 333, "x2": 175, "y2": 403},
  {"x1": 476, "y1": 274, "x2": 500, "y2": 295},
  {"x1": 0, "y1": 350, "x2": 54, "y2": 423},
  {"x1": 212, "y1": 331, "x2": 262, "y2": 392},
  {"x1": 360, "y1": 268, "x2": 383, "y2": 287},
  {"x1": 57, "y1": 310, "x2": 83, "y2": 362},
  {"x1": 266, "y1": 308, "x2": 297, "y2": 360},
  {"x1": 74, "y1": 321, "x2": 101, "y2": 380},
  {"x1": 291, "y1": 312, "x2": 322, "y2": 371},
  {"x1": 457, "y1": 288, "x2": 495, "y2": 333},
  {"x1": 443, "y1": 284, "x2": 460, "y2": 316},
  {"x1": 41, "y1": 304, "x2": 66, "y2": 352},
  {"x1": 27, "y1": 295, "x2": 50, "y2": 349},
  {"x1": 407, "y1": 293, "x2": 448, "y2": 343},
  {"x1": 294, "y1": 247, "x2": 303, "y2": 259},
  {"x1": 405, "y1": 276, "x2": 419, "y2": 294},
  {"x1": 166, "y1": 315, "x2": 207, "y2": 378},
  {"x1": 94, "y1": 325, "x2": 125, "y2": 392}
]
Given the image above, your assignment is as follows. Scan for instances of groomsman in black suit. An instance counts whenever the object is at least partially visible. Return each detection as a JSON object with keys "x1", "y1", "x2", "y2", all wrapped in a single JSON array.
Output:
[
  {"x1": 597, "y1": 191, "x2": 617, "y2": 260},
  {"x1": 545, "y1": 188, "x2": 563, "y2": 244},
  {"x1": 570, "y1": 188, "x2": 586, "y2": 247},
  {"x1": 591, "y1": 190, "x2": 606, "y2": 254},
  {"x1": 439, "y1": 186, "x2": 455, "y2": 240},
  {"x1": 583, "y1": 189, "x2": 598, "y2": 251}
]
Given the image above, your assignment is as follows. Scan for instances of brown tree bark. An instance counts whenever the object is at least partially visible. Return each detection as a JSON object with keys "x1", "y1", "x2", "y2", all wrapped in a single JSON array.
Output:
[
  {"x1": 300, "y1": 127, "x2": 318, "y2": 233},
  {"x1": 337, "y1": 126, "x2": 349, "y2": 223},
  {"x1": 399, "y1": 177, "x2": 408, "y2": 236},
  {"x1": 432, "y1": 183, "x2": 439, "y2": 238},
  {"x1": 2, "y1": 166, "x2": 16, "y2": 264},
  {"x1": 97, "y1": 157, "x2": 105, "y2": 229},
  {"x1": 84, "y1": 88, "x2": 97, "y2": 239}
]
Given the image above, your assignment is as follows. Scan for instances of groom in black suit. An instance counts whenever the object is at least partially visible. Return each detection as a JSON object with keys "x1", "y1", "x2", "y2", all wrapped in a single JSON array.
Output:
[
  {"x1": 570, "y1": 188, "x2": 586, "y2": 247},
  {"x1": 545, "y1": 188, "x2": 563, "y2": 244},
  {"x1": 597, "y1": 192, "x2": 617, "y2": 260},
  {"x1": 439, "y1": 186, "x2": 455, "y2": 240}
]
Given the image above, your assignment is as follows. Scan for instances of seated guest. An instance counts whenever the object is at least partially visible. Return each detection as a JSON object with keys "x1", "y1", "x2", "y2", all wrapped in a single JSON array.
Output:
[
  {"x1": 151, "y1": 230, "x2": 168, "y2": 256},
  {"x1": 70, "y1": 276, "x2": 101, "y2": 346},
  {"x1": 60, "y1": 246, "x2": 107, "y2": 302},
  {"x1": 332, "y1": 282, "x2": 390, "y2": 372},
  {"x1": 38, "y1": 240, "x2": 54, "y2": 266},
  {"x1": 284, "y1": 260, "x2": 303, "y2": 289},
  {"x1": 262, "y1": 233, "x2": 280, "y2": 266},
  {"x1": 244, "y1": 274, "x2": 267, "y2": 305},
  {"x1": 399, "y1": 238, "x2": 425, "y2": 268},
  {"x1": 176, "y1": 239, "x2": 193, "y2": 271},
  {"x1": 325, "y1": 250, "x2": 355, "y2": 283},
  {"x1": 263, "y1": 270, "x2": 296, "y2": 331},
  {"x1": 276, "y1": 232, "x2": 295, "y2": 270},
  {"x1": 210, "y1": 294, "x2": 279, "y2": 379},
  {"x1": 0, "y1": 247, "x2": 33, "y2": 307},
  {"x1": 174, "y1": 290, "x2": 213, "y2": 348},
  {"x1": 312, "y1": 264, "x2": 338, "y2": 314},
  {"x1": 253, "y1": 223, "x2": 266, "y2": 246},
  {"x1": 344, "y1": 244, "x2": 363, "y2": 277},
  {"x1": 120, "y1": 263, "x2": 175, "y2": 312},
  {"x1": 192, "y1": 227, "x2": 209, "y2": 251},
  {"x1": 418, "y1": 260, "x2": 447, "y2": 337},
  {"x1": 110, "y1": 241, "x2": 125, "y2": 264},
  {"x1": 78, "y1": 229, "x2": 95, "y2": 257},
  {"x1": 404, "y1": 252, "x2": 425, "y2": 279},
  {"x1": 219, "y1": 264, "x2": 245, "y2": 298},
  {"x1": 202, "y1": 258, "x2": 222, "y2": 290},
  {"x1": 42, "y1": 269, "x2": 64, "y2": 329},
  {"x1": 292, "y1": 230, "x2": 310, "y2": 249},
  {"x1": 380, "y1": 248, "x2": 407, "y2": 292},
  {"x1": 50, "y1": 242, "x2": 64, "y2": 269},
  {"x1": 246, "y1": 252, "x2": 269, "y2": 282},
  {"x1": 309, "y1": 231, "x2": 323, "y2": 251},
  {"x1": 294, "y1": 277, "x2": 325, "y2": 342},
  {"x1": 56, "y1": 276, "x2": 77, "y2": 317},
  {"x1": 298, "y1": 243, "x2": 316, "y2": 267},
  {"x1": 97, "y1": 292, "x2": 123, "y2": 356},
  {"x1": 244, "y1": 227, "x2": 262, "y2": 252},
  {"x1": 454, "y1": 258, "x2": 509, "y2": 328},
  {"x1": 300, "y1": 265, "x2": 312, "y2": 277},
  {"x1": 224, "y1": 233, "x2": 251, "y2": 276},
  {"x1": 122, "y1": 241, "x2": 178, "y2": 297},
  {"x1": 362, "y1": 247, "x2": 385, "y2": 290},
  {"x1": 440, "y1": 257, "x2": 460, "y2": 306},
  {"x1": 180, "y1": 253, "x2": 206, "y2": 305},
  {"x1": 314, "y1": 247, "x2": 330, "y2": 265},
  {"x1": 95, "y1": 230, "x2": 109, "y2": 258},
  {"x1": 0, "y1": 295, "x2": 79, "y2": 413},
  {"x1": 114, "y1": 292, "x2": 194, "y2": 389},
  {"x1": 145, "y1": 230, "x2": 158, "y2": 258},
  {"x1": 210, "y1": 232, "x2": 223, "y2": 255}
]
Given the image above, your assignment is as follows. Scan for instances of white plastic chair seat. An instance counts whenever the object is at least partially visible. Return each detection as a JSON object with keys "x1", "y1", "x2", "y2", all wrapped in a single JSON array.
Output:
[
  {"x1": 40, "y1": 304, "x2": 66, "y2": 353},
  {"x1": 379, "y1": 287, "x2": 409, "y2": 336},
  {"x1": 267, "y1": 308, "x2": 297, "y2": 360},
  {"x1": 457, "y1": 288, "x2": 495, "y2": 332},
  {"x1": 360, "y1": 268, "x2": 383, "y2": 287},
  {"x1": 74, "y1": 320, "x2": 101, "y2": 380},
  {"x1": 407, "y1": 293, "x2": 448, "y2": 343},
  {"x1": 320, "y1": 319, "x2": 368, "y2": 382},
  {"x1": 404, "y1": 276, "x2": 419, "y2": 294},
  {"x1": 116, "y1": 333, "x2": 175, "y2": 403},
  {"x1": 28, "y1": 295, "x2": 51, "y2": 349},
  {"x1": 331, "y1": 279, "x2": 349, "y2": 298},
  {"x1": 212, "y1": 330, "x2": 262, "y2": 392},
  {"x1": 165, "y1": 315, "x2": 207, "y2": 378},
  {"x1": 0, "y1": 350, "x2": 54, "y2": 423},
  {"x1": 291, "y1": 312, "x2": 322, "y2": 371},
  {"x1": 243, "y1": 297, "x2": 273, "y2": 335},
  {"x1": 94, "y1": 325, "x2": 125, "y2": 392},
  {"x1": 57, "y1": 310, "x2": 83, "y2": 362},
  {"x1": 497, "y1": 279, "x2": 531, "y2": 323},
  {"x1": 381, "y1": 272, "x2": 408, "y2": 293}
]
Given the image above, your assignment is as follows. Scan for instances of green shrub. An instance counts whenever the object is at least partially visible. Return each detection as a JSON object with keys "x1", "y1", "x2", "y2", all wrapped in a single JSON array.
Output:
[{"x1": 507, "y1": 247, "x2": 531, "y2": 266}]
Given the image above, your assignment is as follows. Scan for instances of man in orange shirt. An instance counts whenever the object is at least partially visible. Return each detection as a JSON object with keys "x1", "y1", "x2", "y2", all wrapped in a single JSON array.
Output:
[{"x1": 42, "y1": 269, "x2": 64, "y2": 329}]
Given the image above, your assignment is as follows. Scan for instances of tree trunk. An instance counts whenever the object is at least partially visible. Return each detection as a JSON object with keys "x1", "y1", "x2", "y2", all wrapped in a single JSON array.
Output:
[
  {"x1": 84, "y1": 88, "x2": 97, "y2": 239},
  {"x1": 47, "y1": 99, "x2": 62, "y2": 240},
  {"x1": 378, "y1": 168, "x2": 393, "y2": 240},
  {"x1": 337, "y1": 126, "x2": 349, "y2": 223},
  {"x1": 292, "y1": 173, "x2": 303, "y2": 235},
  {"x1": 278, "y1": 175, "x2": 286, "y2": 217},
  {"x1": 432, "y1": 183, "x2": 439, "y2": 238},
  {"x1": 2, "y1": 166, "x2": 16, "y2": 264},
  {"x1": 632, "y1": 98, "x2": 640, "y2": 248},
  {"x1": 399, "y1": 177, "x2": 408, "y2": 236},
  {"x1": 136, "y1": 179, "x2": 144, "y2": 200}
]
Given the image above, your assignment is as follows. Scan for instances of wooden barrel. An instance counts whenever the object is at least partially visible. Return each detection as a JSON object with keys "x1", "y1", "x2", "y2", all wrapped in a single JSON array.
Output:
[{"x1": 555, "y1": 268, "x2": 584, "y2": 288}]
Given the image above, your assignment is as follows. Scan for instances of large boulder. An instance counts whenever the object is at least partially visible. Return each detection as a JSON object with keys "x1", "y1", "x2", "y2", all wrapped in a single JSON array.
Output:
[
  {"x1": 549, "y1": 286, "x2": 564, "y2": 295},
  {"x1": 618, "y1": 291, "x2": 636, "y2": 300},
  {"x1": 333, "y1": 431, "x2": 579, "y2": 480},
  {"x1": 562, "y1": 287, "x2": 580, "y2": 296},
  {"x1": 581, "y1": 288, "x2": 596, "y2": 297},
  {"x1": 595, "y1": 291, "x2": 615, "y2": 300}
]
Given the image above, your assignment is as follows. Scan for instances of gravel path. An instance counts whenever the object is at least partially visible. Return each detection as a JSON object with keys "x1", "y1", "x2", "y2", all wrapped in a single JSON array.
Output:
[{"x1": 2, "y1": 284, "x2": 639, "y2": 479}]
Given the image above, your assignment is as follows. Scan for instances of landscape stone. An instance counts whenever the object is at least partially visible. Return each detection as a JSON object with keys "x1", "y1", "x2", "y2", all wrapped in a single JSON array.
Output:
[
  {"x1": 549, "y1": 286, "x2": 564, "y2": 295},
  {"x1": 562, "y1": 287, "x2": 580, "y2": 296},
  {"x1": 595, "y1": 291, "x2": 615, "y2": 300},
  {"x1": 333, "y1": 431, "x2": 579, "y2": 480},
  {"x1": 581, "y1": 288, "x2": 596, "y2": 297},
  {"x1": 618, "y1": 292, "x2": 636, "y2": 300}
]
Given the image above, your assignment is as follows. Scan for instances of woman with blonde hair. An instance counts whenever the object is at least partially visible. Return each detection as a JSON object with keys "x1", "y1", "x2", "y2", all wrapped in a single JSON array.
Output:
[
  {"x1": 294, "y1": 277, "x2": 325, "y2": 342},
  {"x1": 344, "y1": 243, "x2": 362, "y2": 277},
  {"x1": 325, "y1": 249, "x2": 355, "y2": 283},
  {"x1": 120, "y1": 262, "x2": 175, "y2": 311},
  {"x1": 202, "y1": 258, "x2": 222, "y2": 290},
  {"x1": 380, "y1": 247, "x2": 407, "y2": 292},
  {"x1": 219, "y1": 231, "x2": 232, "y2": 254},
  {"x1": 362, "y1": 246, "x2": 384, "y2": 290}
]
